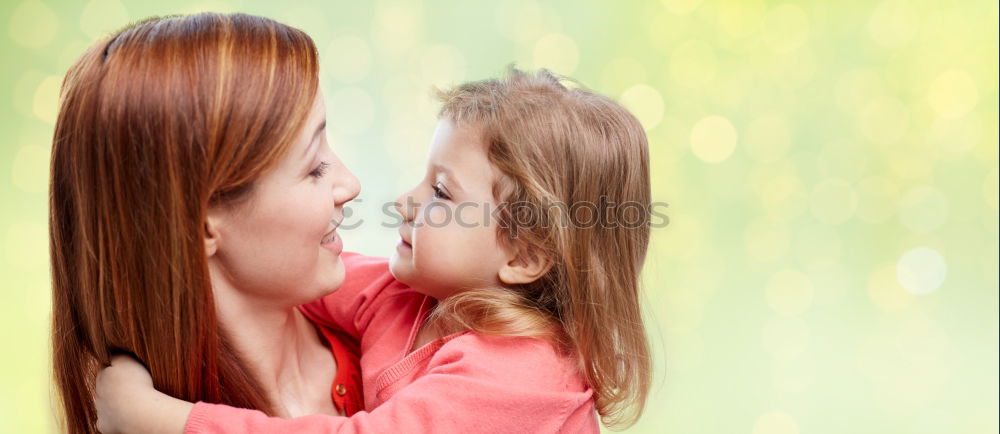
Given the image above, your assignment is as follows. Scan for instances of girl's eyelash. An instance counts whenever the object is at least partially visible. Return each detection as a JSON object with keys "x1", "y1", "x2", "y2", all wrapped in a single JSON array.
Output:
[
  {"x1": 431, "y1": 182, "x2": 450, "y2": 200},
  {"x1": 309, "y1": 162, "x2": 330, "y2": 178}
]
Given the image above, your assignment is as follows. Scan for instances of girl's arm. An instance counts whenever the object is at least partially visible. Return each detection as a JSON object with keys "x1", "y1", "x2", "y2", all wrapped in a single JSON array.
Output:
[
  {"x1": 96, "y1": 337, "x2": 596, "y2": 434},
  {"x1": 297, "y1": 253, "x2": 405, "y2": 338},
  {"x1": 95, "y1": 355, "x2": 193, "y2": 434}
]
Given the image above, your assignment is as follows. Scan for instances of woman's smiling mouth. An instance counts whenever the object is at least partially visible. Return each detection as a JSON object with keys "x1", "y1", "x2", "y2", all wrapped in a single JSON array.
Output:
[{"x1": 321, "y1": 218, "x2": 343, "y2": 255}]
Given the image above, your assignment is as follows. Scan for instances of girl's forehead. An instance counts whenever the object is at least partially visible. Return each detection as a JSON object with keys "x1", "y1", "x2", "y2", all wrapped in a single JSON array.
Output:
[{"x1": 418, "y1": 119, "x2": 498, "y2": 196}]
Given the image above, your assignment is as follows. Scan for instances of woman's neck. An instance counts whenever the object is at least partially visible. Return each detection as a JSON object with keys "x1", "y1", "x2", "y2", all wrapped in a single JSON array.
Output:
[{"x1": 210, "y1": 273, "x2": 338, "y2": 417}]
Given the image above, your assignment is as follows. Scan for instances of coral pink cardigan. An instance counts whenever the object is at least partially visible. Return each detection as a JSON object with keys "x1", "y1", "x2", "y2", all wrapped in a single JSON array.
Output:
[{"x1": 184, "y1": 253, "x2": 599, "y2": 433}]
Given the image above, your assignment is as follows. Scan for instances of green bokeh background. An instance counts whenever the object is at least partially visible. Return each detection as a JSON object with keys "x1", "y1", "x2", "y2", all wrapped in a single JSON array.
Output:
[{"x1": 1, "y1": 0, "x2": 997, "y2": 432}]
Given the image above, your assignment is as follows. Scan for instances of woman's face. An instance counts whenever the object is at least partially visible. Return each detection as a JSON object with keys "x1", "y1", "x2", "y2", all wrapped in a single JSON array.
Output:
[{"x1": 206, "y1": 92, "x2": 360, "y2": 308}]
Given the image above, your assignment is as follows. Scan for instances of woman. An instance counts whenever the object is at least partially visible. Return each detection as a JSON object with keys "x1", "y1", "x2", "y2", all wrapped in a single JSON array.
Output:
[{"x1": 50, "y1": 13, "x2": 361, "y2": 433}]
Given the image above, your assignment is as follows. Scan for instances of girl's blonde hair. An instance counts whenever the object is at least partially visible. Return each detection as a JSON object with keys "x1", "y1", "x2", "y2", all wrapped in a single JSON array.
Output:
[{"x1": 428, "y1": 68, "x2": 652, "y2": 429}]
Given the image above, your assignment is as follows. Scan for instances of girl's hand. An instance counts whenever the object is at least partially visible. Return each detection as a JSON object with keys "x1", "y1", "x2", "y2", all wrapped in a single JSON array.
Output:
[{"x1": 95, "y1": 354, "x2": 191, "y2": 434}]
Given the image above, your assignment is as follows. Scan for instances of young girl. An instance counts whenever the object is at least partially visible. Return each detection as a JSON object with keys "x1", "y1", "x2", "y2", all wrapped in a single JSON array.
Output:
[{"x1": 96, "y1": 68, "x2": 653, "y2": 433}]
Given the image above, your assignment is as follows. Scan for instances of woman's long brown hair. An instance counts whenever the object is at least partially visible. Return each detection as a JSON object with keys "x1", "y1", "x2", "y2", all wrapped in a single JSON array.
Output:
[{"x1": 49, "y1": 13, "x2": 318, "y2": 433}]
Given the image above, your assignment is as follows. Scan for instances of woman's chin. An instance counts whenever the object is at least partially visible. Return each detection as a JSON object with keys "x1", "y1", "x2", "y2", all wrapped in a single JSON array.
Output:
[{"x1": 316, "y1": 257, "x2": 346, "y2": 295}]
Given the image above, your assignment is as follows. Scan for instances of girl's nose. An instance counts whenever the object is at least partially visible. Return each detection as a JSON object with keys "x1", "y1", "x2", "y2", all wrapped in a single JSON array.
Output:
[{"x1": 393, "y1": 190, "x2": 418, "y2": 223}]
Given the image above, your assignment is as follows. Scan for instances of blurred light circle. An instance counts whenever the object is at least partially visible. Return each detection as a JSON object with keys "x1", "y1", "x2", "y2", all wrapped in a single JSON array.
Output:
[
  {"x1": 5, "y1": 221, "x2": 48, "y2": 269},
  {"x1": 80, "y1": 0, "x2": 129, "y2": 40},
  {"x1": 599, "y1": 57, "x2": 647, "y2": 94},
  {"x1": 744, "y1": 218, "x2": 790, "y2": 262},
  {"x1": 896, "y1": 247, "x2": 947, "y2": 295},
  {"x1": 887, "y1": 148, "x2": 935, "y2": 181},
  {"x1": 495, "y1": 1, "x2": 560, "y2": 43},
  {"x1": 57, "y1": 40, "x2": 92, "y2": 71},
  {"x1": 717, "y1": 1, "x2": 764, "y2": 38},
  {"x1": 327, "y1": 87, "x2": 376, "y2": 136},
  {"x1": 762, "y1": 4, "x2": 809, "y2": 54},
  {"x1": 867, "y1": 265, "x2": 913, "y2": 311},
  {"x1": 620, "y1": 84, "x2": 664, "y2": 130},
  {"x1": 770, "y1": 48, "x2": 817, "y2": 89},
  {"x1": 766, "y1": 270, "x2": 814, "y2": 316},
  {"x1": 532, "y1": 33, "x2": 578, "y2": 75},
  {"x1": 324, "y1": 35, "x2": 372, "y2": 84},
  {"x1": 745, "y1": 114, "x2": 792, "y2": 163},
  {"x1": 898, "y1": 186, "x2": 949, "y2": 233},
  {"x1": 818, "y1": 139, "x2": 868, "y2": 182},
  {"x1": 14, "y1": 71, "x2": 45, "y2": 119},
  {"x1": 8, "y1": 0, "x2": 58, "y2": 48},
  {"x1": 669, "y1": 39, "x2": 717, "y2": 88},
  {"x1": 926, "y1": 69, "x2": 979, "y2": 118},
  {"x1": 985, "y1": 169, "x2": 999, "y2": 210},
  {"x1": 869, "y1": 0, "x2": 917, "y2": 48},
  {"x1": 181, "y1": 1, "x2": 235, "y2": 14},
  {"x1": 753, "y1": 411, "x2": 800, "y2": 434},
  {"x1": 792, "y1": 218, "x2": 842, "y2": 269},
  {"x1": 751, "y1": 161, "x2": 802, "y2": 205},
  {"x1": 855, "y1": 176, "x2": 898, "y2": 223},
  {"x1": 834, "y1": 69, "x2": 884, "y2": 114},
  {"x1": 661, "y1": 0, "x2": 703, "y2": 15},
  {"x1": 661, "y1": 212, "x2": 706, "y2": 261},
  {"x1": 420, "y1": 44, "x2": 467, "y2": 87},
  {"x1": 661, "y1": 287, "x2": 704, "y2": 332},
  {"x1": 372, "y1": 2, "x2": 422, "y2": 54},
  {"x1": 770, "y1": 356, "x2": 815, "y2": 395},
  {"x1": 690, "y1": 115, "x2": 738, "y2": 163},
  {"x1": 32, "y1": 75, "x2": 60, "y2": 124},
  {"x1": 762, "y1": 316, "x2": 810, "y2": 359},
  {"x1": 11, "y1": 144, "x2": 49, "y2": 193},
  {"x1": 928, "y1": 113, "x2": 981, "y2": 155},
  {"x1": 860, "y1": 96, "x2": 909, "y2": 145},
  {"x1": 809, "y1": 179, "x2": 857, "y2": 225},
  {"x1": 664, "y1": 330, "x2": 704, "y2": 372}
]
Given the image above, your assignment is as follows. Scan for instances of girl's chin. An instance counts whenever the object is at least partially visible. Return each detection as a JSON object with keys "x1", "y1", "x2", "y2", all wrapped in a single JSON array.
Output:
[{"x1": 387, "y1": 254, "x2": 411, "y2": 283}]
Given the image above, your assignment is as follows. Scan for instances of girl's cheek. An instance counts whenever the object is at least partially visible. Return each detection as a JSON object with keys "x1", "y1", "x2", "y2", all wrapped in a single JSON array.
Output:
[
  {"x1": 458, "y1": 206, "x2": 485, "y2": 229},
  {"x1": 423, "y1": 206, "x2": 451, "y2": 228}
]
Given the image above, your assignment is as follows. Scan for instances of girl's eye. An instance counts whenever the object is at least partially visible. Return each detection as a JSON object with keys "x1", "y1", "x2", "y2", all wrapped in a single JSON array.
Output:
[
  {"x1": 309, "y1": 162, "x2": 330, "y2": 178},
  {"x1": 431, "y1": 182, "x2": 450, "y2": 200}
]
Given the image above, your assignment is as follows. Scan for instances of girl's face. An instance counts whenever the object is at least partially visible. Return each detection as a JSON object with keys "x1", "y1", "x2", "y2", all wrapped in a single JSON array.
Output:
[
  {"x1": 207, "y1": 92, "x2": 361, "y2": 308},
  {"x1": 389, "y1": 119, "x2": 511, "y2": 299}
]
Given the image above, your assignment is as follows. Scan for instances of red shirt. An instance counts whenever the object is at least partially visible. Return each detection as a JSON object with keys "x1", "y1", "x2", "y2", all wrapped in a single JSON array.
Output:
[{"x1": 314, "y1": 324, "x2": 363, "y2": 416}]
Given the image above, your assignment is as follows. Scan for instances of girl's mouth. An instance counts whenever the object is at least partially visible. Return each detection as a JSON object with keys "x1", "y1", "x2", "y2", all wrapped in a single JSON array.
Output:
[{"x1": 397, "y1": 238, "x2": 412, "y2": 251}]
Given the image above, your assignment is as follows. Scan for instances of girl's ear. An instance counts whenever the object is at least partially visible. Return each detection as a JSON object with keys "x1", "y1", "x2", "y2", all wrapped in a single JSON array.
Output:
[{"x1": 498, "y1": 246, "x2": 553, "y2": 285}]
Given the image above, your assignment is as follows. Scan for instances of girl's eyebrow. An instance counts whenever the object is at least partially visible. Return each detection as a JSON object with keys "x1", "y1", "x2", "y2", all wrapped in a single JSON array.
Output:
[{"x1": 431, "y1": 163, "x2": 465, "y2": 193}]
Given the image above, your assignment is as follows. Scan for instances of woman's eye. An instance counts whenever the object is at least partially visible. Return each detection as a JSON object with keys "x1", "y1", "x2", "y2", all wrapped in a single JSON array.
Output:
[
  {"x1": 431, "y1": 183, "x2": 450, "y2": 200},
  {"x1": 309, "y1": 162, "x2": 330, "y2": 178}
]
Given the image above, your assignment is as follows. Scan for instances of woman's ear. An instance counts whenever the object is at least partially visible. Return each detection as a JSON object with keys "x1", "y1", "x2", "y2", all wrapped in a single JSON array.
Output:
[
  {"x1": 498, "y1": 247, "x2": 553, "y2": 285},
  {"x1": 204, "y1": 211, "x2": 223, "y2": 258}
]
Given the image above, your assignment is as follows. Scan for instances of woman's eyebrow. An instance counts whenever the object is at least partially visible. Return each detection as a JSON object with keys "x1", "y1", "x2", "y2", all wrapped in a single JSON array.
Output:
[{"x1": 302, "y1": 120, "x2": 327, "y2": 158}]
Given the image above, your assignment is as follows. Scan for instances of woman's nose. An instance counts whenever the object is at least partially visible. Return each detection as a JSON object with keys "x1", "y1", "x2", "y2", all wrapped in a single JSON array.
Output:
[{"x1": 333, "y1": 164, "x2": 361, "y2": 207}]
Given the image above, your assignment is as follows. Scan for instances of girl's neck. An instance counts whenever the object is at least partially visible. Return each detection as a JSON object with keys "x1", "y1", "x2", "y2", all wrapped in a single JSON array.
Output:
[{"x1": 210, "y1": 277, "x2": 338, "y2": 417}]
